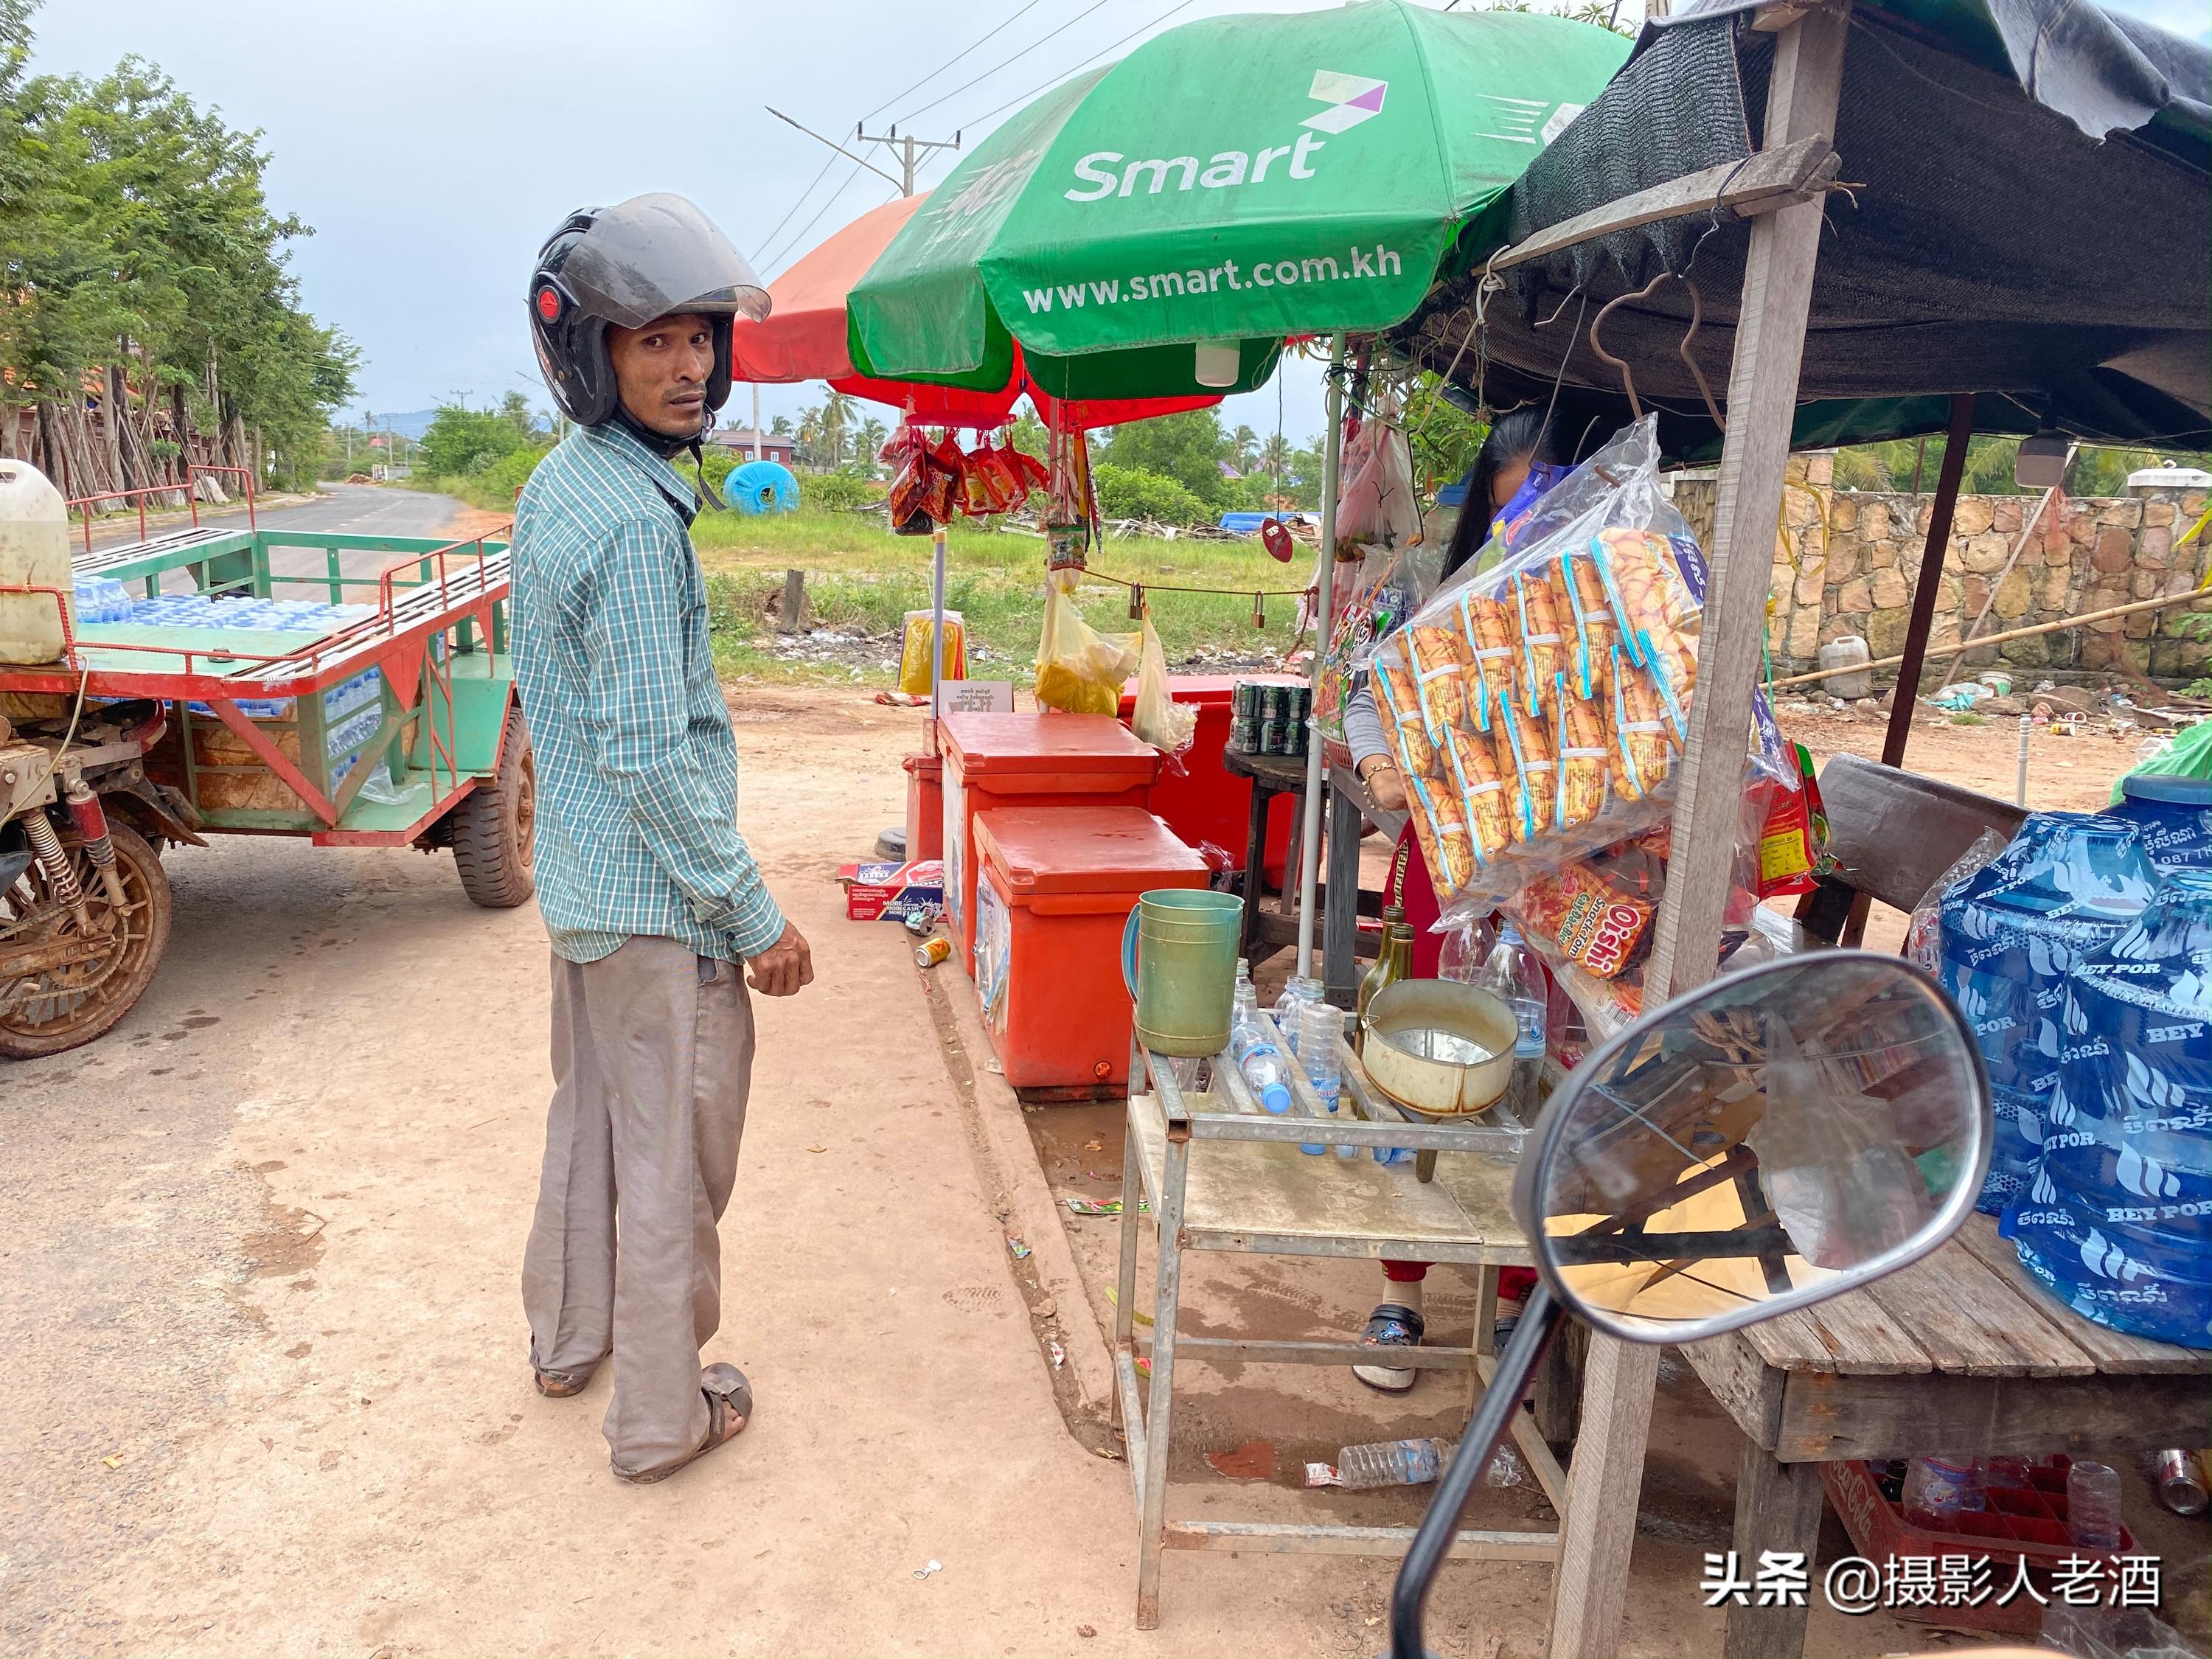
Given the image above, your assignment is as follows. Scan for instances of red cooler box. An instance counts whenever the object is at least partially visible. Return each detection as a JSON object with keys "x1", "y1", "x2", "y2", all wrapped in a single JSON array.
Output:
[
  {"x1": 1116, "y1": 674, "x2": 1299, "y2": 886},
  {"x1": 941, "y1": 712, "x2": 1159, "y2": 972},
  {"x1": 971, "y1": 806, "x2": 1208, "y2": 1090}
]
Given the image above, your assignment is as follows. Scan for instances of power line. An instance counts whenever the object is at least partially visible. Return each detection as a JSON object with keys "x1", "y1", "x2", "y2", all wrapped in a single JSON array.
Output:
[
  {"x1": 757, "y1": 159, "x2": 873, "y2": 278},
  {"x1": 749, "y1": 149, "x2": 841, "y2": 268},
  {"x1": 894, "y1": 0, "x2": 1121, "y2": 125},
  {"x1": 952, "y1": 0, "x2": 1205, "y2": 130},
  {"x1": 860, "y1": 0, "x2": 1048, "y2": 122}
]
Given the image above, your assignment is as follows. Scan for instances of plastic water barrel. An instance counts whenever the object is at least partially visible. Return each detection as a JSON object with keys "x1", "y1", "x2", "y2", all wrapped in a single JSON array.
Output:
[
  {"x1": 0, "y1": 459, "x2": 70, "y2": 664},
  {"x1": 2110, "y1": 773, "x2": 2212, "y2": 874},
  {"x1": 1816, "y1": 633, "x2": 1874, "y2": 698},
  {"x1": 730, "y1": 460, "x2": 799, "y2": 516}
]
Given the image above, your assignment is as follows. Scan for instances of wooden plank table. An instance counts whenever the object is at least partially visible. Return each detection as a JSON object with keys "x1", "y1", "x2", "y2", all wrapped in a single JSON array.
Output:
[
  {"x1": 1683, "y1": 1212, "x2": 2212, "y2": 1659},
  {"x1": 1222, "y1": 748, "x2": 1391, "y2": 981}
]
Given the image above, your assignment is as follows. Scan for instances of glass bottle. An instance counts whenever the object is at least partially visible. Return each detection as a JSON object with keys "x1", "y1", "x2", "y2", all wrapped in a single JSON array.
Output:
[{"x1": 1357, "y1": 905, "x2": 1413, "y2": 1054}]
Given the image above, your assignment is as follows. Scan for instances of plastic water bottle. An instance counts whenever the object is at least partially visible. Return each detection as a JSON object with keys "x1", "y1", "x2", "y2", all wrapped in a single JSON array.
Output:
[
  {"x1": 1230, "y1": 1020, "x2": 1293, "y2": 1116},
  {"x1": 2067, "y1": 1460, "x2": 2125, "y2": 1550},
  {"x1": 1902, "y1": 1455, "x2": 1983, "y2": 1530},
  {"x1": 1478, "y1": 925, "x2": 1548, "y2": 1116},
  {"x1": 1296, "y1": 1002, "x2": 1353, "y2": 1159},
  {"x1": 1330, "y1": 1437, "x2": 1455, "y2": 1490},
  {"x1": 1276, "y1": 974, "x2": 1325, "y2": 1057},
  {"x1": 1231, "y1": 957, "x2": 1256, "y2": 1023}
]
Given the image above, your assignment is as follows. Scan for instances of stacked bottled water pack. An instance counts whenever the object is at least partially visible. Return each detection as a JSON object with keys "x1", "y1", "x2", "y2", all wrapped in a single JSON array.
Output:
[
  {"x1": 122, "y1": 592, "x2": 373, "y2": 635},
  {"x1": 72, "y1": 576, "x2": 136, "y2": 622},
  {"x1": 1937, "y1": 813, "x2": 2159, "y2": 1214},
  {"x1": 2003, "y1": 869, "x2": 2212, "y2": 1349}
]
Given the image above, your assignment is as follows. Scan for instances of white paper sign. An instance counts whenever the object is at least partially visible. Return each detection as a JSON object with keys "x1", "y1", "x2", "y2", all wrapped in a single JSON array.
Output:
[{"x1": 937, "y1": 680, "x2": 1014, "y2": 714}]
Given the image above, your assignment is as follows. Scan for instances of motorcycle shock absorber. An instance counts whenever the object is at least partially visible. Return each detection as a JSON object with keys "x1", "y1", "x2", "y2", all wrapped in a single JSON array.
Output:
[
  {"x1": 64, "y1": 779, "x2": 129, "y2": 912},
  {"x1": 19, "y1": 803, "x2": 91, "y2": 930}
]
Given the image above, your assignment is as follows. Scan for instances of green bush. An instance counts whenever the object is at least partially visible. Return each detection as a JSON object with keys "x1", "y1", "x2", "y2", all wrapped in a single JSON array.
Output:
[
  {"x1": 805, "y1": 470, "x2": 881, "y2": 512},
  {"x1": 420, "y1": 406, "x2": 532, "y2": 479},
  {"x1": 1094, "y1": 462, "x2": 1212, "y2": 526},
  {"x1": 478, "y1": 445, "x2": 550, "y2": 501}
]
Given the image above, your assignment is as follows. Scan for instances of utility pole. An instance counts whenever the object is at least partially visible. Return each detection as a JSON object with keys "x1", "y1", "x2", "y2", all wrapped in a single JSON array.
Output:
[
  {"x1": 853, "y1": 122, "x2": 962, "y2": 196},
  {"x1": 765, "y1": 107, "x2": 959, "y2": 198},
  {"x1": 751, "y1": 383, "x2": 762, "y2": 462}
]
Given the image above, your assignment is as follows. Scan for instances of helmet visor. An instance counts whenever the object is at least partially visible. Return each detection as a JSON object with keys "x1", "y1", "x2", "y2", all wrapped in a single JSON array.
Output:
[{"x1": 560, "y1": 192, "x2": 770, "y2": 329}]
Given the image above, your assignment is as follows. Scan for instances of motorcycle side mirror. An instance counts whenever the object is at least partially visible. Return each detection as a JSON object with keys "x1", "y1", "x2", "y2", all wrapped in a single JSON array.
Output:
[{"x1": 1511, "y1": 951, "x2": 1992, "y2": 1343}]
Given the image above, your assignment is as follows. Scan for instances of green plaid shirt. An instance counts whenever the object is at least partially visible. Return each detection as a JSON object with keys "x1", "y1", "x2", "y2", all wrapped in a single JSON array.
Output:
[{"x1": 510, "y1": 421, "x2": 785, "y2": 964}]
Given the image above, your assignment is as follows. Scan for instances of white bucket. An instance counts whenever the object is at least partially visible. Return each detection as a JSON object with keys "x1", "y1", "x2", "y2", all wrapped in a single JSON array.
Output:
[{"x1": 0, "y1": 460, "x2": 70, "y2": 665}]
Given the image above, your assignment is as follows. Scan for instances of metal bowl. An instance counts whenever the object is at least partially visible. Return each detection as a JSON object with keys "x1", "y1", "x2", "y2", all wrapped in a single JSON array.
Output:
[{"x1": 1360, "y1": 979, "x2": 1517, "y2": 1120}]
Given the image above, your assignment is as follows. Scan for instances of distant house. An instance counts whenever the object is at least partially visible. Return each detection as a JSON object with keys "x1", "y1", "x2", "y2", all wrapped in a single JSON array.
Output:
[{"x1": 710, "y1": 427, "x2": 796, "y2": 466}]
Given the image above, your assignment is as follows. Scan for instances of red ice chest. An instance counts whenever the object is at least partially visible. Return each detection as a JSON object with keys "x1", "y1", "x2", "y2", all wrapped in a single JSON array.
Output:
[
  {"x1": 1116, "y1": 674, "x2": 1299, "y2": 886},
  {"x1": 971, "y1": 805, "x2": 1208, "y2": 1091},
  {"x1": 940, "y1": 712, "x2": 1160, "y2": 973},
  {"x1": 902, "y1": 751, "x2": 944, "y2": 862}
]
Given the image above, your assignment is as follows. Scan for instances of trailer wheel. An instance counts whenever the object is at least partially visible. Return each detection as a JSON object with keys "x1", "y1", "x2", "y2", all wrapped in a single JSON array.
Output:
[
  {"x1": 0, "y1": 819, "x2": 173, "y2": 1060},
  {"x1": 453, "y1": 707, "x2": 536, "y2": 909}
]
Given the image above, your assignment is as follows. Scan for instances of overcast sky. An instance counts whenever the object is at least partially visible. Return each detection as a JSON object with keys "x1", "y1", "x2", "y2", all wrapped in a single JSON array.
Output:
[{"x1": 32, "y1": 0, "x2": 2207, "y2": 445}]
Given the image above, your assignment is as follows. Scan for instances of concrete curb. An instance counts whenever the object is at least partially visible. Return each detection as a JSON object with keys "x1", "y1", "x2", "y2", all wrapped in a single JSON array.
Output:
[{"x1": 920, "y1": 962, "x2": 1121, "y2": 1433}]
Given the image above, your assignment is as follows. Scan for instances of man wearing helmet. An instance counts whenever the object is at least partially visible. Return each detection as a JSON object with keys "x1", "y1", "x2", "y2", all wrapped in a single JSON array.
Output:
[{"x1": 512, "y1": 192, "x2": 810, "y2": 1484}]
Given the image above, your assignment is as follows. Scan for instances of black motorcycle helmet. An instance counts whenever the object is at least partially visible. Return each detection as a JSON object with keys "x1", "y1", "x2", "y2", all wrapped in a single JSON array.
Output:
[{"x1": 528, "y1": 192, "x2": 769, "y2": 434}]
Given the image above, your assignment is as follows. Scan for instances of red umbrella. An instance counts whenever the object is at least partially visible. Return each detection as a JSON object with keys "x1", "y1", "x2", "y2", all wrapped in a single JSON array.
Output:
[{"x1": 732, "y1": 192, "x2": 1225, "y2": 431}]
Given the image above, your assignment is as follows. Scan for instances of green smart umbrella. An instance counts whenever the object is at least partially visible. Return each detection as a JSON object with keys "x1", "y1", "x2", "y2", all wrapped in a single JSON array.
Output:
[{"x1": 846, "y1": 0, "x2": 1630, "y2": 398}]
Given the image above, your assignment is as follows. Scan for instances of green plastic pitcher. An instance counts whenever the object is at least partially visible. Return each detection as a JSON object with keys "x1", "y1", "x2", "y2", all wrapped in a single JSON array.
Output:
[{"x1": 1121, "y1": 889, "x2": 1243, "y2": 1059}]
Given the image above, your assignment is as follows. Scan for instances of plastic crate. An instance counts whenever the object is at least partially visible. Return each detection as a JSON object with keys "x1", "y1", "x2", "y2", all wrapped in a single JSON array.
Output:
[{"x1": 1820, "y1": 1455, "x2": 2138, "y2": 1638}]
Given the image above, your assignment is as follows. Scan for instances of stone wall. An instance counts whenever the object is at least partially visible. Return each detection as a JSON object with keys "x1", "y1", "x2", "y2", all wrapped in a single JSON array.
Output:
[{"x1": 1671, "y1": 459, "x2": 2212, "y2": 685}]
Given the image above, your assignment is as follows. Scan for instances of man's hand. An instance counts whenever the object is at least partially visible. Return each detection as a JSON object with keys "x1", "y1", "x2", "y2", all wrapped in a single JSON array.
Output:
[{"x1": 745, "y1": 921, "x2": 814, "y2": 996}]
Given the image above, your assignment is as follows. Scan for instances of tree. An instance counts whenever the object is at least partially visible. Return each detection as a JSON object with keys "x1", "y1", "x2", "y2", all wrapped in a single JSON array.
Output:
[
  {"x1": 0, "y1": 5, "x2": 356, "y2": 493},
  {"x1": 420, "y1": 404, "x2": 534, "y2": 479},
  {"x1": 1096, "y1": 408, "x2": 1234, "y2": 506},
  {"x1": 1230, "y1": 423, "x2": 1259, "y2": 473},
  {"x1": 855, "y1": 414, "x2": 888, "y2": 476},
  {"x1": 770, "y1": 414, "x2": 793, "y2": 437}
]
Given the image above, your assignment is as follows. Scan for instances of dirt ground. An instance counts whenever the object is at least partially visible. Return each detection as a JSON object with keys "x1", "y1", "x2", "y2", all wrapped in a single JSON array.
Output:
[{"x1": 4, "y1": 589, "x2": 2205, "y2": 1655}]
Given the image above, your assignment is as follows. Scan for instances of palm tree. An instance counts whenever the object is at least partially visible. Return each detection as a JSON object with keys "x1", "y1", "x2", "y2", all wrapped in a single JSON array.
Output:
[
  {"x1": 770, "y1": 414, "x2": 793, "y2": 438},
  {"x1": 1231, "y1": 424, "x2": 1259, "y2": 473},
  {"x1": 857, "y1": 415, "x2": 888, "y2": 476},
  {"x1": 818, "y1": 389, "x2": 857, "y2": 469},
  {"x1": 796, "y1": 408, "x2": 824, "y2": 468}
]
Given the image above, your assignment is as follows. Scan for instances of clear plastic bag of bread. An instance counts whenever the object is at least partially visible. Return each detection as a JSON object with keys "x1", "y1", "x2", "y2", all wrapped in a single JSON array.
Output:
[
  {"x1": 1369, "y1": 414, "x2": 1788, "y2": 922},
  {"x1": 1034, "y1": 568, "x2": 1138, "y2": 717}
]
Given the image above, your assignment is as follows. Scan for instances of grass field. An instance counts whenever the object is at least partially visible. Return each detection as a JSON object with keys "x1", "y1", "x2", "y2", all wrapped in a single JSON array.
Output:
[{"x1": 689, "y1": 504, "x2": 1310, "y2": 685}]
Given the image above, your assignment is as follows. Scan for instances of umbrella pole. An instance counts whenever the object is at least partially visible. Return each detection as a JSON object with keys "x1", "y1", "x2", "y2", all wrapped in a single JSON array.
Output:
[
  {"x1": 1295, "y1": 335, "x2": 1347, "y2": 981},
  {"x1": 930, "y1": 523, "x2": 947, "y2": 757}
]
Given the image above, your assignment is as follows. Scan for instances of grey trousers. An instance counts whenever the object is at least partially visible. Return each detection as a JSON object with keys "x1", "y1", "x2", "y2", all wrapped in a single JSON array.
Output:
[{"x1": 521, "y1": 936, "x2": 754, "y2": 1472}]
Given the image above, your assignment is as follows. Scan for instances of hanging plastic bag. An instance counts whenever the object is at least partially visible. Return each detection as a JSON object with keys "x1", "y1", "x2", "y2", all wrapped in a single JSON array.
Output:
[
  {"x1": 1333, "y1": 398, "x2": 1422, "y2": 552},
  {"x1": 1034, "y1": 569, "x2": 1138, "y2": 716},
  {"x1": 1904, "y1": 827, "x2": 2011, "y2": 973},
  {"x1": 1372, "y1": 415, "x2": 1791, "y2": 923},
  {"x1": 1130, "y1": 609, "x2": 1198, "y2": 760},
  {"x1": 1312, "y1": 541, "x2": 1444, "y2": 768},
  {"x1": 899, "y1": 609, "x2": 967, "y2": 696}
]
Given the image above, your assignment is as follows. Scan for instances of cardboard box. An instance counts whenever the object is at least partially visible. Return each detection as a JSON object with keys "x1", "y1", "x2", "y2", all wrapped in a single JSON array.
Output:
[{"x1": 840, "y1": 858, "x2": 945, "y2": 924}]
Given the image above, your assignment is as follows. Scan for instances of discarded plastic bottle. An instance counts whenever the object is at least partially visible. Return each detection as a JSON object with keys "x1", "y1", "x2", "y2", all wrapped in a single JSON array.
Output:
[
  {"x1": 1296, "y1": 1002, "x2": 1354, "y2": 1159},
  {"x1": 1902, "y1": 1455, "x2": 1983, "y2": 1530},
  {"x1": 2067, "y1": 1461, "x2": 2125, "y2": 1550},
  {"x1": 1276, "y1": 975, "x2": 1325, "y2": 1058},
  {"x1": 1332, "y1": 1436, "x2": 1455, "y2": 1490},
  {"x1": 1478, "y1": 925, "x2": 1548, "y2": 1117},
  {"x1": 1229, "y1": 1020, "x2": 1293, "y2": 1116}
]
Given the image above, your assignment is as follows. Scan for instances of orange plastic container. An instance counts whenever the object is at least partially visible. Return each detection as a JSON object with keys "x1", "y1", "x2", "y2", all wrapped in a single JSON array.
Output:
[
  {"x1": 1116, "y1": 672, "x2": 1300, "y2": 885},
  {"x1": 941, "y1": 712, "x2": 1160, "y2": 972},
  {"x1": 972, "y1": 805, "x2": 1208, "y2": 1090},
  {"x1": 902, "y1": 751, "x2": 944, "y2": 862}
]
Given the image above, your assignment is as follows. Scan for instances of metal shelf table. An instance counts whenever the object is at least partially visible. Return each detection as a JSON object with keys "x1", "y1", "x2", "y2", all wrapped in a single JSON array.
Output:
[{"x1": 1113, "y1": 1012, "x2": 1564, "y2": 1629}]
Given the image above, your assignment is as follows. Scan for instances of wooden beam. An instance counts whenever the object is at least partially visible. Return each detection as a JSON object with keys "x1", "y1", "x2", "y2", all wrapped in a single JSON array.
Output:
[
  {"x1": 1486, "y1": 134, "x2": 1840, "y2": 276},
  {"x1": 1879, "y1": 394, "x2": 1975, "y2": 769},
  {"x1": 1545, "y1": 10, "x2": 1852, "y2": 1659}
]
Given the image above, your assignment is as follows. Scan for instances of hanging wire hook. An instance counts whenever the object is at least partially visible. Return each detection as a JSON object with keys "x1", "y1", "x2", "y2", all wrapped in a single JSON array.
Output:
[
  {"x1": 1587, "y1": 272, "x2": 1671, "y2": 420},
  {"x1": 1587, "y1": 270, "x2": 1728, "y2": 432}
]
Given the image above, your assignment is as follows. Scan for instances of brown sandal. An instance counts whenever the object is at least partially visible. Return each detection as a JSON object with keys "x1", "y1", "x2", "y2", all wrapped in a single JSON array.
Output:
[
  {"x1": 534, "y1": 1363, "x2": 596, "y2": 1399},
  {"x1": 610, "y1": 1363, "x2": 753, "y2": 1485}
]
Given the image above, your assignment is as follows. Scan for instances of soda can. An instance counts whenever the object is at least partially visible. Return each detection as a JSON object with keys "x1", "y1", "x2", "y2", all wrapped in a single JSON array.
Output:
[
  {"x1": 1287, "y1": 684, "x2": 1311, "y2": 723},
  {"x1": 2155, "y1": 1449, "x2": 2210, "y2": 1515},
  {"x1": 1259, "y1": 684, "x2": 1287, "y2": 722},
  {"x1": 1257, "y1": 719, "x2": 1284, "y2": 755},
  {"x1": 1228, "y1": 717, "x2": 1259, "y2": 754},
  {"x1": 914, "y1": 936, "x2": 953, "y2": 969},
  {"x1": 1284, "y1": 717, "x2": 1308, "y2": 757},
  {"x1": 1233, "y1": 681, "x2": 1259, "y2": 721}
]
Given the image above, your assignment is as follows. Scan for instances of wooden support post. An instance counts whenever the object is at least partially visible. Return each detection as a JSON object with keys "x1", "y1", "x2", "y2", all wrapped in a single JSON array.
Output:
[
  {"x1": 780, "y1": 567, "x2": 806, "y2": 633},
  {"x1": 1545, "y1": 10, "x2": 1851, "y2": 1658},
  {"x1": 1723, "y1": 1441, "x2": 1826, "y2": 1659},
  {"x1": 1878, "y1": 394, "x2": 1974, "y2": 769}
]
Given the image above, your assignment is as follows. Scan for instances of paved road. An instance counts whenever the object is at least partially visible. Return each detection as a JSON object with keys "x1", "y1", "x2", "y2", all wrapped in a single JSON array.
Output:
[{"x1": 89, "y1": 481, "x2": 464, "y2": 547}]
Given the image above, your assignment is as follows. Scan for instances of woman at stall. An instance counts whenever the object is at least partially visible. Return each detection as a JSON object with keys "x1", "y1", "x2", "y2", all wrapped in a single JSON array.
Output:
[{"x1": 1338, "y1": 408, "x2": 1563, "y2": 1392}]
